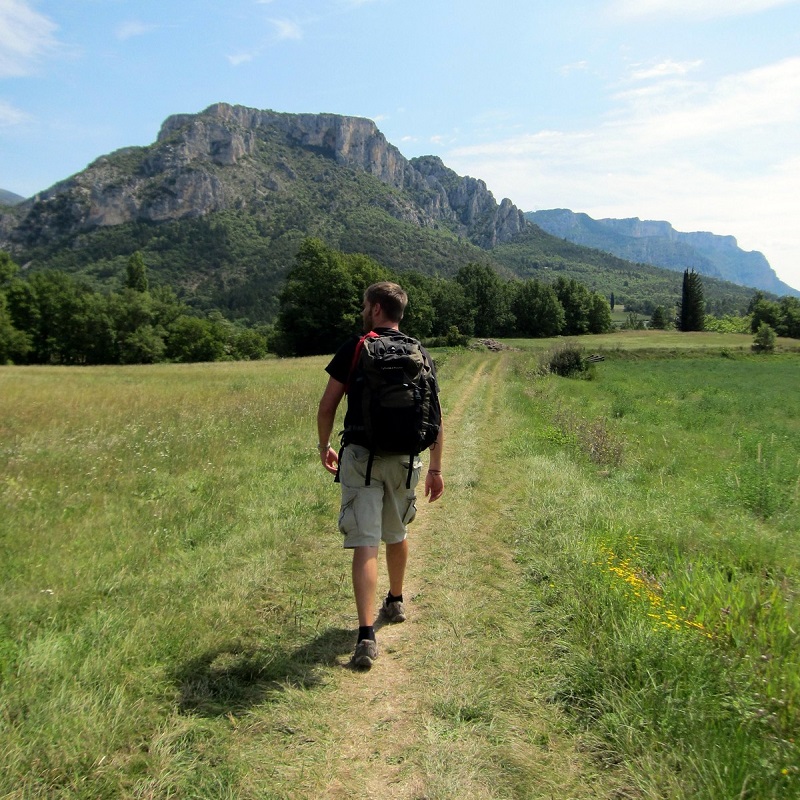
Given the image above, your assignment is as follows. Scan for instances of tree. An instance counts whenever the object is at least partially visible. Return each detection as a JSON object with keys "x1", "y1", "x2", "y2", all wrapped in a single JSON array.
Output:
[
  {"x1": 776, "y1": 297, "x2": 800, "y2": 339},
  {"x1": 428, "y1": 278, "x2": 474, "y2": 337},
  {"x1": 650, "y1": 306, "x2": 670, "y2": 329},
  {"x1": 0, "y1": 292, "x2": 31, "y2": 364},
  {"x1": 749, "y1": 296, "x2": 780, "y2": 333},
  {"x1": 165, "y1": 315, "x2": 228, "y2": 362},
  {"x1": 275, "y1": 238, "x2": 360, "y2": 356},
  {"x1": 553, "y1": 277, "x2": 592, "y2": 335},
  {"x1": 126, "y1": 251, "x2": 149, "y2": 293},
  {"x1": 456, "y1": 263, "x2": 511, "y2": 337},
  {"x1": 587, "y1": 293, "x2": 614, "y2": 334},
  {"x1": 510, "y1": 279, "x2": 565, "y2": 337},
  {"x1": 752, "y1": 322, "x2": 776, "y2": 353},
  {"x1": 679, "y1": 269, "x2": 705, "y2": 331}
]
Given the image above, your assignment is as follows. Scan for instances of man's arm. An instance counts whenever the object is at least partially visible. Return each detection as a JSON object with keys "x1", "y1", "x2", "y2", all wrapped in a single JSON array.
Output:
[
  {"x1": 317, "y1": 376, "x2": 346, "y2": 475},
  {"x1": 425, "y1": 421, "x2": 444, "y2": 502}
]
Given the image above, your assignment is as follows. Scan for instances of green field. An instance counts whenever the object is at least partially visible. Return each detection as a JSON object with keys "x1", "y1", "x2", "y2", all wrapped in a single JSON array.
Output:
[{"x1": 1, "y1": 334, "x2": 798, "y2": 798}]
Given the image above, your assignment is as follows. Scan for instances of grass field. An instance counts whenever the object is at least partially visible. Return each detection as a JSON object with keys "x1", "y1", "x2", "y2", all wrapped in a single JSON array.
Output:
[{"x1": 1, "y1": 333, "x2": 798, "y2": 798}]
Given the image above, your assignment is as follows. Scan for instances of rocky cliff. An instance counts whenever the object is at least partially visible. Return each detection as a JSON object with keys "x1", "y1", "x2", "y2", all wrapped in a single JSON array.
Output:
[
  {"x1": 2, "y1": 103, "x2": 527, "y2": 252},
  {"x1": 527, "y1": 209, "x2": 798, "y2": 297}
]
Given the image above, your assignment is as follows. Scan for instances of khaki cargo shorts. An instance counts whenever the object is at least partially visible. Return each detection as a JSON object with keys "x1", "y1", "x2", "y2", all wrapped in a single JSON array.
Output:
[{"x1": 337, "y1": 444, "x2": 422, "y2": 548}]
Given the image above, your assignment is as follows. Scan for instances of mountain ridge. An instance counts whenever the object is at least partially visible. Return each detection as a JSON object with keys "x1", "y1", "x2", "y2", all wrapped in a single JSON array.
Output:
[{"x1": 526, "y1": 209, "x2": 798, "y2": 297}]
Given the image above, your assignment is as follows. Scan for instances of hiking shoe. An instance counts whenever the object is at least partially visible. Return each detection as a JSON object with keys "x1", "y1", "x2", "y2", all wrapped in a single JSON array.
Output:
[
  {"x1": 351, "y1": 638, "x2": 378, "y2": 669},
  {"x1": 380, "y1": 598, "x2": 406, "y2": 624}
]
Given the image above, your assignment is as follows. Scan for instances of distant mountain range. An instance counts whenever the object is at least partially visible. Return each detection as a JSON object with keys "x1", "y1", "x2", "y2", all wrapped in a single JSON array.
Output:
[
  {"x1": 0, "y1": 103, "x2": 789, "y2": 323},
  {"x1": 527, "y1": 209, "x2": 798, "y2": 297}
]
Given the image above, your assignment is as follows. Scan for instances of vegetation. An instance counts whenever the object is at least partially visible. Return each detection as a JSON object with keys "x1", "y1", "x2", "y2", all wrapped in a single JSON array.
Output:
[
  {"x1": 1, "y1": 339, "x2": 798, "y2": 797},
  {"x1": 679, "y1": 268, "x2": 706, "y2": 331},
  {"x1": 3, "y1": 235, "x2": 798, "y2": 363},
  {"x1": 0, "y1": 251, "x2": 268, "y2": 365},
  {"x1": 271, "y1": 240, "x2": 614, "y2": 356},
  {"x1": 753, "y1": 322, "x2": 778, "y2": 353},
  {"x1": 748, "y1": 291, "x2": 800, "y2": 338}
]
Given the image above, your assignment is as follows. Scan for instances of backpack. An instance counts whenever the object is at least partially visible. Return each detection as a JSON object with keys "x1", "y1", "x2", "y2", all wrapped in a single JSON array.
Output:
[{"x1": 344, "y1": 329, "x2": 441, "y2": 487}]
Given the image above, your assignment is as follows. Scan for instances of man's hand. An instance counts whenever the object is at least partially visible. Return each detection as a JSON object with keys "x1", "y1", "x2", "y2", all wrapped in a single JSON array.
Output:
[
  {"x1": 424, "y1": 470, "x2": 444, "y2": 503},
  {"x1": 320, "y1": 445, "x2": 339, "y2": 476}
]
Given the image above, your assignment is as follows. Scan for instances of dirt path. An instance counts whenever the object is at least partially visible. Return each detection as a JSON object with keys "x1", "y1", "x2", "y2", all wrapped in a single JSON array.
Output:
[
  {"x1": 262, "y1": 351, "x2": 630, "y2": 798},
  {"x1": 315, "y1": 353, "x2": 501, "y2": 798}
]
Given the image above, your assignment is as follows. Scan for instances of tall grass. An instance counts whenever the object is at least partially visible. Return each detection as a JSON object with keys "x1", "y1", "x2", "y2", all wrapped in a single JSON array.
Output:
[
  {"x1": 509, "y1": 351, "x2": 799, "y2": 798},
  {"x1": 1, "y1": 360, "x2": 352, "y2": 798}
]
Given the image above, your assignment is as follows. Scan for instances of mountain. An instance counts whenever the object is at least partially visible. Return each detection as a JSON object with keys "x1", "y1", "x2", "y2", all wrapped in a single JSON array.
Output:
[
  {"x1": 527, "y1": 209, "x2": 799, "y2": 298},
  {"x1": 0, "y1": 103, "x2": 532, "y2": 320},
  {"x1": 0, "y1": 189, "x2": 25, "y2": 206},
  {"x1": 0, "y1": 103, "x2": 767, "y2": 321}
]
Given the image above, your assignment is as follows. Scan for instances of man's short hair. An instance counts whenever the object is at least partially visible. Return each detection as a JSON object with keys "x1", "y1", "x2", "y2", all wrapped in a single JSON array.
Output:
[{"x1": 365, "y1": 282, "x2": 408, "y2": 322}]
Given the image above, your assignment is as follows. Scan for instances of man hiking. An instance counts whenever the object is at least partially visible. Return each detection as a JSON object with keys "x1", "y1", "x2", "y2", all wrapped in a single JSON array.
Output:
[{"x1": 316, "y1": 281, "x2": 444, "y2": 669}]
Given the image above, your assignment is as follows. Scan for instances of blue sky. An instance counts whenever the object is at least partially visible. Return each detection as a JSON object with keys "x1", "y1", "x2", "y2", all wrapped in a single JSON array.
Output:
[{"x1": 2, "y1": 0, "x2": 800, "y2": 291}]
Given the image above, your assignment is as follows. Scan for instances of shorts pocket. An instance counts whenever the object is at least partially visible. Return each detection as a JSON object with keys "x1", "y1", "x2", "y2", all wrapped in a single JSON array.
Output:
[
  {"x1": 338, "y1": 491, "x2": 358, "y2": 536},
  {"x1": 402, "y1": 496, "x2": 417, "y2": 526}
]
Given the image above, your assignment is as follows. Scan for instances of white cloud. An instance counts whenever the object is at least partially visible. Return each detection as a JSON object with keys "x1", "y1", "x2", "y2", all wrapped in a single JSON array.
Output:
[
  {"x1": 270, "y1": 18, "x2": 303, "y2": 40},
  {"x1": 560, "y1": 60, "x2": 589, "y2": 77},
  {"x1": 228, "y1": 52, "x2": 256, "y2": 67},
  {"x1": 0, "y1": 0, "x2": 59, "y2": 77},
  {"x1": 615, "y1": 57, "x2": 800, "y2": 147},
  {"x1": 611, "y1": 0, "x2": 799, "y2": 19},
  {"x1": 115, "y1": 20, "x2": 157, "y2": 41},
  {"x1": 627, "y1": 59, "x2": 703, "y2": 82},
  {"x1": 0, "y1": 98, "x2": 31, "y2": 126}
]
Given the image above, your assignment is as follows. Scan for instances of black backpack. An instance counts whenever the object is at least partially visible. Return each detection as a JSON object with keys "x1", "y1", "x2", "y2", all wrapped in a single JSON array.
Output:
[{"x1": 344, "y1": 329, "x2": 441, "y2": 487}]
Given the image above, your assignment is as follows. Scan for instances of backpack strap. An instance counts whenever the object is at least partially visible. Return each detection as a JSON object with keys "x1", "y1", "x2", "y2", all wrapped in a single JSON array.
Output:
[
  {"x1": 345, "y1": 330, "x2": 379, "y2": 393},
  {"x1": 345, "y1": 331, "x2": 380, "y2": 487}
]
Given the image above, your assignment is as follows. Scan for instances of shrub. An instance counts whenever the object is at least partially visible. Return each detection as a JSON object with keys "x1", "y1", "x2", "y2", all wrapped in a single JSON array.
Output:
[
  {"x1": 544, "y1": 342, "x2": 590, "y2": 377},
  {"x1": 752, "y1": 322, "x2": 776, "y2": 353}
]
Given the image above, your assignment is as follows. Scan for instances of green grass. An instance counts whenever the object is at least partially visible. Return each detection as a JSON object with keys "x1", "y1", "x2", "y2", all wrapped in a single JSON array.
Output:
[
  {"x1": 508, "y1": 349, "x2": 800, "y2": 797},
  {"x1": 2, "y1": 339, "x2": 799, "y2": 798}
]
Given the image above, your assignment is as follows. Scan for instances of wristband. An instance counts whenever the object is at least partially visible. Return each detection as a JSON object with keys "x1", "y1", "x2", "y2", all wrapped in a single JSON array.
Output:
[
  {"x1": 427, "y1": 469, "x2": 442, "y2": 475},
  {"x1": 317, "y1": 443, "x2": 331, "y2": 452}
]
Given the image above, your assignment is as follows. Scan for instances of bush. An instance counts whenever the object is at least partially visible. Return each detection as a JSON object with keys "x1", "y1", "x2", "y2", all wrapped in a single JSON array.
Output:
[
  {"x1": 752, "y1": 322, "x2": 776, "y2": 353},
  {"x1": 543, "y1": 342, "x2": 590, "y2": 378}
]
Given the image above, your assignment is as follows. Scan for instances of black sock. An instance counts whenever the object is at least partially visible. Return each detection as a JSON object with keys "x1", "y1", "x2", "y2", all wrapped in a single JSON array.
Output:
[
  {"x1": 358, "y1": 625, "x2": 375, "y2": 642},
  {"x1": 387, "y1": 591, "x2": 403, "y2": 604}
]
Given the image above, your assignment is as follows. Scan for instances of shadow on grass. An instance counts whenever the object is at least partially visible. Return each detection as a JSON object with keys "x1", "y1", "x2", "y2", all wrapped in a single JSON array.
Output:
[{"x1": 172, "y1": 627, "x2": 354, "y2": 716}]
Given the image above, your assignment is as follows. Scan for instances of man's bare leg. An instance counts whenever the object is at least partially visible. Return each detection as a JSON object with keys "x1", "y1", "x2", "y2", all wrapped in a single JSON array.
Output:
[
  {"x1": 386, "y1": 539, "x2": 408, "y2": 598},
  {"x1": 352, "y1": 545, "x2": 379, "y2": 627}
]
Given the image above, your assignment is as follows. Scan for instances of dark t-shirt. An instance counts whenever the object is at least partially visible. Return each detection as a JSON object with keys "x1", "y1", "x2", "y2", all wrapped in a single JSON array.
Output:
[{"x1": 325, "y1": 327, "x2": 439, "y2": 448}]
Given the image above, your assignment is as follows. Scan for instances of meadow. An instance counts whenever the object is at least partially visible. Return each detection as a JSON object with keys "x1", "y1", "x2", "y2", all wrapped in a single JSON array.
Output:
[{"x1": 1, "y1": 334, "x2": 798, "y2": 798}]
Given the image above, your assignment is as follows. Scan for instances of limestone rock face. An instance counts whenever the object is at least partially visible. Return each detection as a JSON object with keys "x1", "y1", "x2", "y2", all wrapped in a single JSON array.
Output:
[{"x1": 2, "y1": 103, "x2": 529, "y2": 251}]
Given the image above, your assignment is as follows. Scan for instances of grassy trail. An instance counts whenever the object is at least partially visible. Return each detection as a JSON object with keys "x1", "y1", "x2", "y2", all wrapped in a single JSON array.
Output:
[{"x1": 245, "y1": 351, "x2": 628, "y2": 798}]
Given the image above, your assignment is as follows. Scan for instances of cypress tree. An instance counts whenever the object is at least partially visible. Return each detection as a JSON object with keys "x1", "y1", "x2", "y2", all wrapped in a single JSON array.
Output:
[{"x1": 679, "y1": 269, "x2": 705, "y2": 331}]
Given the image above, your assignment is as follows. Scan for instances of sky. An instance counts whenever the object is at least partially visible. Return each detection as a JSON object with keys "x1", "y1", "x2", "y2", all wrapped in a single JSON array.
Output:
[{"x1": 2, "y1": 0, "x2": 800, "y2": 292}]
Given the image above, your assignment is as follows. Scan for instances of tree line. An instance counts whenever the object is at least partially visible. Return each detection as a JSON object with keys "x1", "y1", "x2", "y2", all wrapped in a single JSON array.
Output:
[
  {"x1": 0, "y1": 251, "x2": 269, "y2": 365},
  {"x1": 271, "y1": 238, "x2": 614, "y2": 356},
  {"x1": 3, "y1": 241, "x2": 796, "y2": 365}
]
